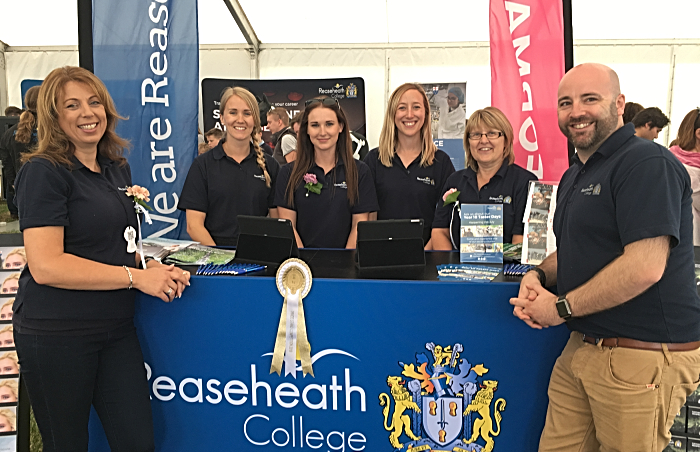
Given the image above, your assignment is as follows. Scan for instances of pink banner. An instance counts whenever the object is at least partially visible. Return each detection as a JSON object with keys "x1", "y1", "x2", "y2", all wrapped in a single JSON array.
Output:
[{"x1": 490, "y1": 0, "x2": 568, "y2": 182}]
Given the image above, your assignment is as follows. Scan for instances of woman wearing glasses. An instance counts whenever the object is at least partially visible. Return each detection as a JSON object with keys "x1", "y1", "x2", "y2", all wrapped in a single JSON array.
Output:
[
  {"x1": 432, "y1": 107, "x2": 537, "y2": 249},
  {"x1": 363, "y1": 83, "x2": 455, "y2": 247},
  {"x1": 669, "y1": 108, "x2": 700, "y2": 245},
  {"x1": 275, "y1": 98, "x2": 378, "y2": 248}
]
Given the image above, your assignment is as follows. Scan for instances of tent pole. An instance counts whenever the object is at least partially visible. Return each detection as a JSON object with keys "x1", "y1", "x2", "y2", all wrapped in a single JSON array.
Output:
[
  {"x1": 563, "y1": 0, "x2": 573, "y2": 72},
  {"x1": 77, "y1": 0, "x2": 94, "y2": 72},
  {"x1": 563, "y1": 0, "x2": 574, "y2": 163}
]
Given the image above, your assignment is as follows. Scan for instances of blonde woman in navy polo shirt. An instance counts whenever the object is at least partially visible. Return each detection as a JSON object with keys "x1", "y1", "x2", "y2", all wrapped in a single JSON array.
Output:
[
  {"x1": 432, "y1": 107, "x2": 537, "y2": 248},
  {"x1": 178, "y1": 87, "x2": 279, "y2": 246},
  {"x1": 275, "y1": 98, "x2": 379, "y2": 248},
  {"x1": 363, "y1": 83, "x2": 455, "y2": 248},
  {"x1": 13, "y1": 66, "x2": 190, "y2": 451}
]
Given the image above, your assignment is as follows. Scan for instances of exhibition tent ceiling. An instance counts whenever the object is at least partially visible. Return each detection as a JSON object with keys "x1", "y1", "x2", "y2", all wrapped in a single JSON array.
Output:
[{"x1": 0, "y1": 0, "x2": 699, "y2": 47}]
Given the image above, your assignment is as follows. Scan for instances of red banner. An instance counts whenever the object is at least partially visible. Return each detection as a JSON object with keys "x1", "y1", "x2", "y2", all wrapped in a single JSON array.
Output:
[{"x1": 489, "y1": 0, "x2": 568, "y2": 182}]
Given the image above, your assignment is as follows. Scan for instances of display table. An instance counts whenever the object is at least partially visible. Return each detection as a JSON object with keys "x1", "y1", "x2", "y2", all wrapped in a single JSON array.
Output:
[{"x1": 88, "y1": 251, "x2": 569, "y2": 451}]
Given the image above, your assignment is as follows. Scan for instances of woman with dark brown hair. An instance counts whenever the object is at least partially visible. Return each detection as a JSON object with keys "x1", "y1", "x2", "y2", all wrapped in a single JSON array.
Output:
[
  {"x1": 275, "y1": 98, "x2": 378, "y2": 248},
  {"x1": 669, "y1": 108, "x2": 700, "y2": 245},
  {"x1": 14, "y1": 66, "x2": 189, "y2": 451}
]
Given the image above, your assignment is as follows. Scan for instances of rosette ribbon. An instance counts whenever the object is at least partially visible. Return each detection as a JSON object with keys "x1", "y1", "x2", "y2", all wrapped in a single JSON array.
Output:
[
  {"x1": 134, "y1": 204, "x2": 153, "y2": 270},
  {"x1": 271, "y1": 259, "x2": 313, "y2": 378}
]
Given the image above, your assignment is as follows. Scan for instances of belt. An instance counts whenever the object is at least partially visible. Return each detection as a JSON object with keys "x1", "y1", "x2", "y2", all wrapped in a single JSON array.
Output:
[{"x1": 581, "y1": 335, "x2": 700, "y2": 352}]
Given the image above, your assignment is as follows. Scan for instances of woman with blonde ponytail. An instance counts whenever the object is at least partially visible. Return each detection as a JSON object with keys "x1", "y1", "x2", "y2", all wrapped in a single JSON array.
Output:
[
  {"x1": 178, "y1": 86, "x2": 280, "y2": 245},
  {"x1": 0, "y1": 86, "x2": 41, "y2": 218}
]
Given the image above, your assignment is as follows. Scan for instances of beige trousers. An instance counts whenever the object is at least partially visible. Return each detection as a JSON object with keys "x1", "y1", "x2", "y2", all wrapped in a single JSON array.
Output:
[{"x1": 539, "y1": 332, "x2": 700, "y2": 452}]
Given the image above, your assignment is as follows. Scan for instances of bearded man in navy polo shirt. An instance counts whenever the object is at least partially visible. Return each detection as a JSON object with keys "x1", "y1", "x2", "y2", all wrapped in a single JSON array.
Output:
[{"x1": 511, "y1": 63, "x2": 700, "y2": 451}]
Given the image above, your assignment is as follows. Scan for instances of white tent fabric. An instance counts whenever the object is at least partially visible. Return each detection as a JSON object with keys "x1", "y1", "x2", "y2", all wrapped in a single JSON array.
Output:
[{"x1": 1, "y1": 0, "x2": 699, "y2": 147}]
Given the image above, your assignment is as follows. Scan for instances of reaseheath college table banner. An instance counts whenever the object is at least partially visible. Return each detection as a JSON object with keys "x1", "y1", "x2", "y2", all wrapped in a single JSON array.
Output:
[{"x1": 88, "y1": 276, "x2": 568, "y2": 451}]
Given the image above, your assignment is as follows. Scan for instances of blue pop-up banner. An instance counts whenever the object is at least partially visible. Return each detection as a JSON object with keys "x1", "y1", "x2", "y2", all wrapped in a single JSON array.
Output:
[{"x1": 92, "y1": 0, "x2": 199, "y2": 239}]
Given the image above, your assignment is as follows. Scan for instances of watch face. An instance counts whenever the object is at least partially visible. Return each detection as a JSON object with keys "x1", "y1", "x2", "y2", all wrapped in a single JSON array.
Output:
[{"x1": 556, "y1": 298, "x2": 571, "y2": 318}]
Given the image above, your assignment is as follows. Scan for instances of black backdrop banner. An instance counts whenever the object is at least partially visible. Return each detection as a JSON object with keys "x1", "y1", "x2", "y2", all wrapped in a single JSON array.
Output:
[{"x1": 201, "y1": 78, "x2": 366, "y2": 145}]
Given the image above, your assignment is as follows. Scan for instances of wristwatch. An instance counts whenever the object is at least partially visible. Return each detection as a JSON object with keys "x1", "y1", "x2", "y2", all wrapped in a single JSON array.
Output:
[
  {"x1": 528, "y1": 267, "x2": 546, "y2": 287},
  {"x1": 556, "y1": 294, "x2": 572, "y2": 320}
]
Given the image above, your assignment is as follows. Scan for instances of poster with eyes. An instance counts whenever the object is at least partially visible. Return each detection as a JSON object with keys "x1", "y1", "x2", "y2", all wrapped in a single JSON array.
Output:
[{"x1": 0, "y1": 248, "x2": 26, "y2": 274}]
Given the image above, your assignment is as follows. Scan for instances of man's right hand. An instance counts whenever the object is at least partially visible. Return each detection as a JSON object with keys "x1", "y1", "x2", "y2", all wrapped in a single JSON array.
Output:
[{"x1": 510, "y1": 270, "x2": 544, "y2": 329}]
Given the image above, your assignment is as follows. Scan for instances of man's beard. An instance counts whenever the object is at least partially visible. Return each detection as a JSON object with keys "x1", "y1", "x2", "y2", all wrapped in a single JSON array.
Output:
[{"x1": 560, "y1": 101, "x2": 619, "y2": 152}]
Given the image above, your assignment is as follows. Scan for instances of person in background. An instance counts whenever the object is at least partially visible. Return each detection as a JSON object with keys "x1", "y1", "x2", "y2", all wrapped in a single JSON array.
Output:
[
  {"x1": 3, "y1": 107, "x2": 22, "y2": 117},
  {"x1": 432, "y1": 107, "x2": 537, "y2": 248},
  {"x1": 284, "y1": 111, "x2": 303, "y2": 163},
  {"x1": 276, "y1": 98, "x2": 378, "y2": 248},
  {"x1": 632, "y1": 107, "x2": 670, "y2": 141},
  {"x1": 204, "y1": 128, "x2": 224, "y2": 149},
  {"x1": 364, "y1": 83, "x2": 455, "y2": 247},
  {"x1": 179, "y1": 87, "x2": 279, "y2": 246},
  {"x1": 669, "y1": 108, "x2": 700, "y2": 245},
  {"x1": 197, "y1": 142, "x2": 210, "y2": 156},
  {"x1": 622, "y1": 101, "x2": 644, "y2": 124},
  {"x1": 268, "y1": 107, "x2": 296, "y2": 166},
  {"x1": 13, "y1": 66, "x2": 190, "y2": 452},
  {"x1": 512, "y1": 63, "x2": 700, "y2": 452},
  {"x1": 290, "y1": 111, "x2": 302, "y2": 135},
  {"x1": 432, "y1": 86, "x2": 466, "y2": 139},
  {"x1": 0, "y1": 86, "x2": 41, "y2": 220}
]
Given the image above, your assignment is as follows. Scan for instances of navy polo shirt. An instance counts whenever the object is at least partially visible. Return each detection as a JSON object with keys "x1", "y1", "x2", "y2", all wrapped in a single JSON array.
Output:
[
  {"x1": 275, "y1": 158, "x2": 379, "y2": 248},
  {"x1": 555, "y1": 124, "x2": 700, "y2": 342},
  {"x1": 13, "y1": 154, "x2": 138, "y2": 326},
  {"x1": 178, "y1": 143, "x2": 280, "y2": 245},
  {"x1": 363, "y1": 148, "x2": 455, "y2": 241},
  {"x1": 432, "y1": 160, "x2": 536, "y2": 245}
]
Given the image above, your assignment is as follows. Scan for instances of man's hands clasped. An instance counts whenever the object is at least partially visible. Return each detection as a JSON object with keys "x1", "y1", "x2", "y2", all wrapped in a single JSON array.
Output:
[{"x1": 509, "y1": 271, "x2": 564, "y2": 329}]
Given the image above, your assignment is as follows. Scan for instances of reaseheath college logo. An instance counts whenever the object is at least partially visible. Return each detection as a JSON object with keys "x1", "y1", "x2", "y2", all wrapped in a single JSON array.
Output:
[
  {"x1": 379, "y1": 342, "x2": 506, "y2": 451},
  {"x1": 145, "y1": 347, "x2": 369, "y2": 450}
]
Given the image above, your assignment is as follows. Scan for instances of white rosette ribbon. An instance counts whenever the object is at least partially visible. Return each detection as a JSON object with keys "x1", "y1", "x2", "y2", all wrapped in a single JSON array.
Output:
[{"x1": 271, "y1": 258, "x2": 313, "y2": 378}]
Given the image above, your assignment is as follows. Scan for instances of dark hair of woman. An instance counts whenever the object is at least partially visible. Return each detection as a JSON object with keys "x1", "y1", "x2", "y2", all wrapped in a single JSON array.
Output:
[
  {"x1": 285, "y1": 100, "x2": 358, "y2": 207},
  {"x1": 670, "y1": 108, "x2": 700, "y2": 151}
]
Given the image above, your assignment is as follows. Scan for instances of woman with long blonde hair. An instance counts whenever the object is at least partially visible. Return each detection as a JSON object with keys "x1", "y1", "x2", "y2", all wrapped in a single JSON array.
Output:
[
  {"x1": 363, "y1": 83, "x2": 455, "y2": 247},
  {"x1": 179, "y1": 86, "x2": 280, "y2": 245}
]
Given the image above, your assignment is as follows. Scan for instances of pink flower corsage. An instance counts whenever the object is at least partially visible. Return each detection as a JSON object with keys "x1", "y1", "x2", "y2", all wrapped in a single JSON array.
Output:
[
  {"x1": 442, "y1": 188, "x2": 460, "y2": 206},
  {"x1": 125, "y1": 185, "x2": 152, "y2": 211},
  {"x1": 303, "y1": 173, "x2": 323, "y2": 196}
]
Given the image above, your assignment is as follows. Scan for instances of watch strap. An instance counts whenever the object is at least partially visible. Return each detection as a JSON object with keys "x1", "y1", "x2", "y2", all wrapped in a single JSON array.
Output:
[
  {"x1": 556, "y1": 294, "x2": 572, "y2": 320},
  {"x1": 529, "y1": 267, "x2": 546, "y2": 287}
]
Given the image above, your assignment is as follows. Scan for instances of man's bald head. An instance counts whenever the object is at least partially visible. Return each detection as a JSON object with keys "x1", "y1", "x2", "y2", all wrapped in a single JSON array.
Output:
[
  {"x1": 557, "y1": 63, "x2": 626, "y2": 159},
  {"x1": 559, "y1": 63, "x2": 621, "y2": 99}
]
